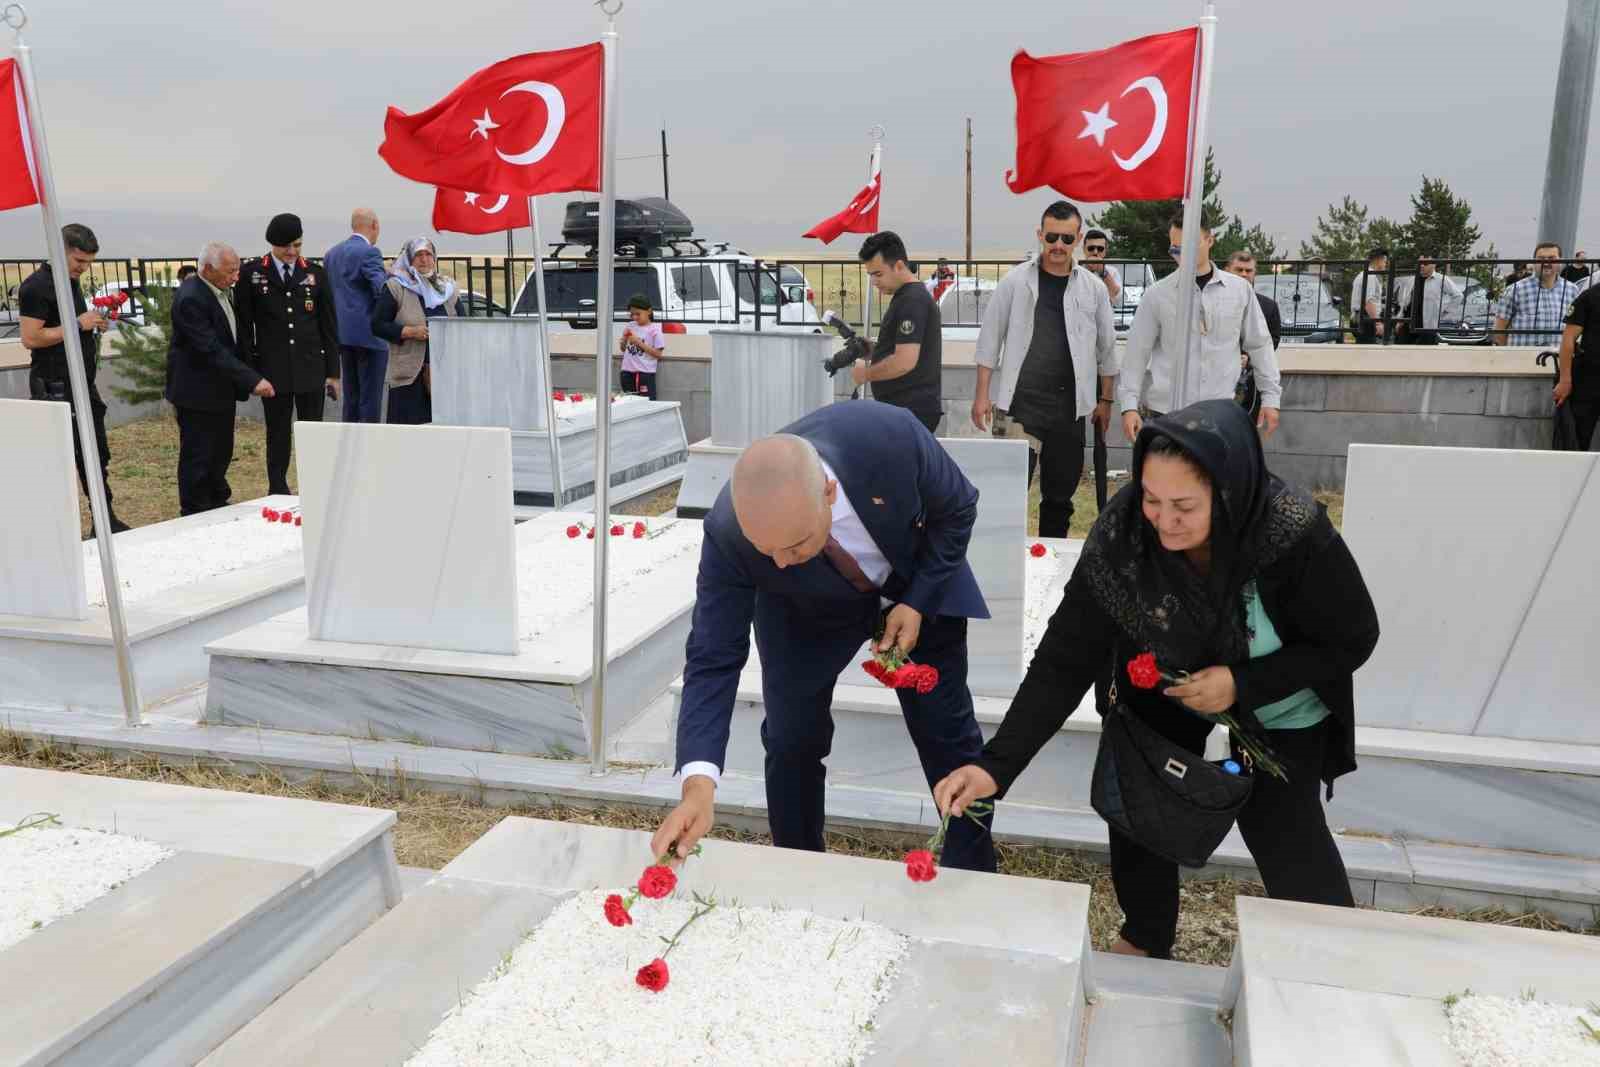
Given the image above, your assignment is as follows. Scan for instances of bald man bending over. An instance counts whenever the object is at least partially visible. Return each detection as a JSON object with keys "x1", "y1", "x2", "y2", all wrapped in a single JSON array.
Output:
[
  {"x1": 652, "y1": 400, "x2": 997, "y2": 872},
  {"x1": 324, "y1": 208, "x2": 389, "y2": 422}
]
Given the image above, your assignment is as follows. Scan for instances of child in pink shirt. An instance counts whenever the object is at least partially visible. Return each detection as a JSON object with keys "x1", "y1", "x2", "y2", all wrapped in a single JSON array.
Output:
[{"x1": 619, "y1": 294, "x2": 665, "y2": 399}]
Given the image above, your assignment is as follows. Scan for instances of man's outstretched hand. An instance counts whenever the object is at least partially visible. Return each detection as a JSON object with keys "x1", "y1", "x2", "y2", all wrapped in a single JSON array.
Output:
[{"x1": 650, "y1": 775, "x2": 715, "y2": 867}]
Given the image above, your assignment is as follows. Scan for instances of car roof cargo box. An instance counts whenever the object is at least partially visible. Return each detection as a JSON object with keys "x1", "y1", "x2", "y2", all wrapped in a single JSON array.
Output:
[{"x1": 561, "y1": 197, "x2": 694, "y2": 248}]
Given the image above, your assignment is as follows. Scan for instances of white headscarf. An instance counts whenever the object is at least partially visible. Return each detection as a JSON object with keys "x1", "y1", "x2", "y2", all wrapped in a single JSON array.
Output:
[{"x1": 392, "y1": 237, "x2": 456, "y2": 310}]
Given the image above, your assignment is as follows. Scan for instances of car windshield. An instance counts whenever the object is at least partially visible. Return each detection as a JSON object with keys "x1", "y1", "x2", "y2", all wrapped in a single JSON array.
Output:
[
  {"x1": 1254, "y1": 274, "x2": 1339, "y2": 324},
  {"x1": 515, "y1": 265, "x2": 661, "y2": 315},
  {"x1": 735, "y1": 266, "x2": 781, "y2": 306}
]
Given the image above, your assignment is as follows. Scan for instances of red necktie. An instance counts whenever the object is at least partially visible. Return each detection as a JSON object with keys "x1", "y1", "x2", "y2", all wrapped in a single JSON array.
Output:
[{"x1": 822, "y1": 535, "x2": 877, "y2": 593}]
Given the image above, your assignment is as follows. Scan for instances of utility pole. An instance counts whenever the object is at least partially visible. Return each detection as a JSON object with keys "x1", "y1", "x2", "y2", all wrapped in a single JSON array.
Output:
[
  {"x1": 661, "y1": 126, "x2": 669, "y2": 201},
  {"x1": 964, "y1": 117, "x2": 973, "y2": 265},
  {"x1": 1538, "y1": 0, "x2": 1600, "y2": 257}
]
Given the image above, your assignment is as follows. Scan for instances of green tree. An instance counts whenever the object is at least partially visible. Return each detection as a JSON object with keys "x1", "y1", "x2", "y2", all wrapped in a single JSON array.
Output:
[
  {"x1": 1403, "y1": 176, "x2": 1481, "y2": 261},
  {"x1": 105, "y1": 270, "x2": 176, "y2": 407},
  {"x1": 1091, "y1": 148, "x2": 1229, "y2": 268}
]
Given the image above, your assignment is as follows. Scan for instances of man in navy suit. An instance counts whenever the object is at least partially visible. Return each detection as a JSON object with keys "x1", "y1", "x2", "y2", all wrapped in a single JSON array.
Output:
[
  {"x1": 323, "y1": 208, "x2": 389, "y2": 423},
  {"x1": 651, "y1": 401, "x2": 998, "y2": 873},
  {"x1": 165, "y1": 242, "x2": 274, "y2": 515}
]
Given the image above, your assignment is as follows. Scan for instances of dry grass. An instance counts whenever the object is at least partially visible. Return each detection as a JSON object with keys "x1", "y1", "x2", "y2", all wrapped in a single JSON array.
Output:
[{"x1": 2, "y1": 730, "x2": 1588, "y2": 967}]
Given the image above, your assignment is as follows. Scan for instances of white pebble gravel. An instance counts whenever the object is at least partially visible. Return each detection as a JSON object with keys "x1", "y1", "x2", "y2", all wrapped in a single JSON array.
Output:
[
  {"x1": 84, "y1": 515, "x2": 300, "y2": 607},
  {"x1": 404, "y1": 889, "x2": 909, "y2": 1067},
  {"x1": 0, "y1": 821, "x2": 172, "y2": 952},
  {"x1": 516, "y1": 517, "x2": 701, "y2": 644},
  {"x1": 1446, "y1": 994, "x2": 1600, "y2": 1067},
  {"x1": 1022, "y1": 544, "x2": 1073, "y2": 668}
]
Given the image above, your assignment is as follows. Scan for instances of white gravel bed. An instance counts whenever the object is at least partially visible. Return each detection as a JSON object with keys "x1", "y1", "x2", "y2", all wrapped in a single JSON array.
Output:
[
  {"x1": 551, "y1": 393, "x2": 648, "y2": 422},
  {"x1": 1446, "y1": 993, "x2": 1600, "y2": 1066},
  {"x1": 516, "y1": 517, "x2": 701, "y2": 644},
  {"x1": 84, "y1": 515, "x2": 300, "y2": 607},
  {"x1": 1023, "y1": 544, "x2": 1074, "y2": 668},
  {"x1": 0, "y1": 820, "x2": 172, "y2": 952},
  {"x1": 404, "y1": 889, "x2": 908, "y2": 1067}
]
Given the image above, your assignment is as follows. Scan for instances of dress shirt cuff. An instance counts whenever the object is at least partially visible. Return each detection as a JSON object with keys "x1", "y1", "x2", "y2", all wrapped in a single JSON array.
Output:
[
  {"x1": 678, "y1": 761, "x2": 721, "y2": 788},
  {"x1": 1116, "y1": 387, "x2": 1142, "y2": 413}
]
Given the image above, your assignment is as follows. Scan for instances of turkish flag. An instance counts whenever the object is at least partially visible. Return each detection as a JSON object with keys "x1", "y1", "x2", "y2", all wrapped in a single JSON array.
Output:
[
  {"x1": 1006, "y1": 27, "x2": 1198, "y2": 202},
  {"x1": 803, "y1": 168, "x2": 881, "y2": 245},
  {"x1": 380, "y1": 44, "x2": 603, "y2": 197},
  {"x1": 432, "y1": 187, "x2": 531, "y2": 235},
  {"x1": 0, "y1": 60, "x2": 39, "y2": 211}
]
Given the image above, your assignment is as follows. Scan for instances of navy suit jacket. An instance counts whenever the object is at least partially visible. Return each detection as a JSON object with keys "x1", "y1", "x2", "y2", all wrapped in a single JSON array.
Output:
[
  {"x1": 323, "y1": 234, "x2": 388, "y2": 350},
  {"x1": 676, "y1": 401, "x2": 989, "y2": 771},
  {"x1": 163, "y1": 275, "x2": 260, "y2": 413}
]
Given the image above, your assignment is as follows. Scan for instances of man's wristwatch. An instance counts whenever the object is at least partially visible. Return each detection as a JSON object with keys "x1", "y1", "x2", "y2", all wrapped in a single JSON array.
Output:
[{"x1": 1098, "y1": 396, "x2": 1113, "y2": 405}]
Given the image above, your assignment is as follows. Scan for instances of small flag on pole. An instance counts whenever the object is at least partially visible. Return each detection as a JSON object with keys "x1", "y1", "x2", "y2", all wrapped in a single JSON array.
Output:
[{"x1": 0, "y1": 58, "x2": 38, "y2": 210}]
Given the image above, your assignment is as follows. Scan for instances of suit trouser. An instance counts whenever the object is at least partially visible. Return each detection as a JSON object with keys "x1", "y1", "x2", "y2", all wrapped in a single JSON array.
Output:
[
  {"x1": 1108, "y1": 710, "x2": 1352, "y2": 959},
  {"x1": 753, "y1": 594, "x2": 997, "y2": 873},
  {"x1": 261, "y1": 388, "x2": 325, "y2": 495},
  {"x1": 29, "y1": 371, "x2": 114, "y2": 511},
  {"x1": 174, "y1": 406, "x2": 236, "y2": 516},
  {"x1": 1570, "y1": 396, "x2": 1600, "y2": 451},
  {"x1": 340, "y1": 345, "x2": 388, "y2": 423}
]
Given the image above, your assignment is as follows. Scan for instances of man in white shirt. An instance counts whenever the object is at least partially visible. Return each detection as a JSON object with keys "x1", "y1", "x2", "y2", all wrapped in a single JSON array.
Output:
[
  {"x1": 1081, "y1": 228, "x2": 1122, "y2": 302},
  {"x1": 652, "y1": 401, "x2": 997, "y2": 873},
  {"x1": 1395, "y1": 255, "x2": 1462, "y2": 345},
  {"x1": 1119, "y1": 214, "x2": 1281, "y2": 441}
]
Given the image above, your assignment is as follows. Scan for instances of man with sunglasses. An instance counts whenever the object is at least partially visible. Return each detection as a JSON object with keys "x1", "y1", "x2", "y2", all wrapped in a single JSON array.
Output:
[
  {"x1": 1082, "y1": 229, "x2": 1121, "y2": 302},
  {"x1": 1118, "y1": 213, "x2": 1280, "y2": 442},
  {"x1": 1395, "y1": 255, "x2": 1460, "y2": 346},
  {"x1": 972, "y1": 201, "x2": 1116, "y2": 537}
]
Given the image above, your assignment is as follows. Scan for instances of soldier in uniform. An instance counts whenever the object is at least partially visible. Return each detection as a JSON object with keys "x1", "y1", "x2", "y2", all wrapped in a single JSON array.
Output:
[{"x1": 235, "y1": 213, "x2": 341, "y2": 496}]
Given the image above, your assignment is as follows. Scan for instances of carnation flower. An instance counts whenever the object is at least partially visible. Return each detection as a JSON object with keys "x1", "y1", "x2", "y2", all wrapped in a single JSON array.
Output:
[
  {"x1": 637, "y1": 865, "x2": 677, "y2": 900},
  {"x1": 635, "y1": 958, "x2": 669, "y2": 992},
  {"x1": 903, "y1": 849, "x2": 938, "y2": 883},
  {"x1": 603, "y1": 893, "x2": 633, "y2": 927},
  {"x1": 632, "y1": 521, "x2": 647, "y2": 539},
  {"x1": 1127, "y1": 652, "x2": 1162, "y2": 690},
  {"x1": 609, "y1": 523, "x2": 625, "y2": 537},
  {"x1": 293, "y1": 516, "x2": 302, "y2": 527},
  {"x1": 571, "y1": 392, "x2": 584, "y2": 402},
  {"x1": 566, "y1": 525, "x2": 581, "y2": 538},
  {"x1": 1029, "y1": 542, "x2": 1047, "y2": 558}
]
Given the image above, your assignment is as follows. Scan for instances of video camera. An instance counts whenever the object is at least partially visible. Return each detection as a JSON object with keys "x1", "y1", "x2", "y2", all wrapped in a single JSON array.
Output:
[{"x1": 821, "y1": 310, "x2": 869, "y2": 376}]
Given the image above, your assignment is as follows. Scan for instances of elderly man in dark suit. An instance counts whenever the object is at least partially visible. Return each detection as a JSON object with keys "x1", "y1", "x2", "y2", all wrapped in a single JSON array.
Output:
[
  {"x1": 165, "y1": 242, "x2": 273, "y2": 515},
  {"x1": 651, "y1": 401, "x2": 997, "y2": 873},
  {"x1": 323, "y1": 208, "x2": 389, "y2": 423},
  {"x1": 236, "y1": 213, "x2": 341, "y2": 495}
]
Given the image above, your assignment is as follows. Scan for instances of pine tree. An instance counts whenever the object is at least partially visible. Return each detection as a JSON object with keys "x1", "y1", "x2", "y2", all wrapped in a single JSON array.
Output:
[
  {"x1": 1091, "y1": 148, "x2": 1230, "y2": 268},
  {"x1": 106, "y1": 269, "x2": 176, "y2": 408},
  {"x1": 1404, "y1": 176, "x2": 1481, "y2": 262}
]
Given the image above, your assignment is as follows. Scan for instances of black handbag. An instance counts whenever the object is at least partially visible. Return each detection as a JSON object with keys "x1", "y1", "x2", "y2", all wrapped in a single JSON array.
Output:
[{"x1": 1090, "y1": 679, "x2": 1254, "y2": 869}]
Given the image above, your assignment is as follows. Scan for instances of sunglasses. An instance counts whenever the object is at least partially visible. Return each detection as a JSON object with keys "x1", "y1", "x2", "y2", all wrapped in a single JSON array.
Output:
[
  {"x1": 1085, "y1": 245, "x2": 1106, "y2": 253},
  {"x1": 1042, "y1": 232, "x2": 1076, "y2": 245}
]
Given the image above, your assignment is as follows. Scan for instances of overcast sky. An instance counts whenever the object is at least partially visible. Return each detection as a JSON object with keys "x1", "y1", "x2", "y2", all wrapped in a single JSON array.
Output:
[{"x1": 0, "y1": 0, "x2": 1594, "y2": 261}]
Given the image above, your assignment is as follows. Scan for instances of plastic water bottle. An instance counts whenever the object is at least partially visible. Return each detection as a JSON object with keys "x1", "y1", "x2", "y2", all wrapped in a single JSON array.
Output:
[{"x1": 1221, "y1": 759, "x2": 1242, "y2": 776}]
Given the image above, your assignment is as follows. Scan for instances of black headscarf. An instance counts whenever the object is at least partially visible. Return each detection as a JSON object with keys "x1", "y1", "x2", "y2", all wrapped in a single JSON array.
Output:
[{"x1": 1079, "y1": 399, "x2": 1325, "y2": 672}]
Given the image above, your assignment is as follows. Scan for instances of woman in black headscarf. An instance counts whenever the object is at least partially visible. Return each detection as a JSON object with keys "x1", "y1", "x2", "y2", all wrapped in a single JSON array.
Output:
[{"x1": 935, "y1": 399, "x2": 1380, "y2": 960}]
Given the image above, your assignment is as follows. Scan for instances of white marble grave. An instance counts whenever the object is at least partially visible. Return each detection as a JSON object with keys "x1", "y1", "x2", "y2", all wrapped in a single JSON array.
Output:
[
  {"x1": 677, "y1": 330, "x2": 834, "y2": 515},
  {"x1": 942, "y1": 437, "x2": 1029, "y2": 695},
  {"x1": 0, "y1": 398, "x2": 86, "y2": 620},
  {"x1": 295, "y1": 422, "x2": 518, "y2": 655},
  {"x1": 203, "y1": 817, "x2": 1093, "y2": 1067},
  {"x1": 0, "y1": 497, "x2": 306, "y2": 715},
  {"x1": 1221, "y1": 896, "x2": 1600, "y2": 1067},
  {"x1": 0, "y1": 765, "x2": 398, "y2": 1067},
  {"x1": 204, "y1": 512, "x2": 703, "y2": 758}
]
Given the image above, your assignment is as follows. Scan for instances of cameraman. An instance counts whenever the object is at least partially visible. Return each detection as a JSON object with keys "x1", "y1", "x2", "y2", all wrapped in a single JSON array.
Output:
[{"x1": 853, "y1": 231, "x2": 943, "y2": 432}]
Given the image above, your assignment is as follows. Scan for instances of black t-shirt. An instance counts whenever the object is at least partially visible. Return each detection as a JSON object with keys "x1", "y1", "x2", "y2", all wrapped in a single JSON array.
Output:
[
  {"x1": 18, "y1": 264, "x2": 95, "y2": 383},
  {"x1": 1010, "y1": 267, "x2": 1077, "y2": 434},
  {"x1": 870, "y1": 280, "x2": 942, "y2": 419},
  {"x1": 1564, "y1": 284, "x2": 1600, "y2": 399}
]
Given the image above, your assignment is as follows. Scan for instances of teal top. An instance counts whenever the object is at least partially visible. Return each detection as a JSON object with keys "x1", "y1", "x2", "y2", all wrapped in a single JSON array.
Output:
[{"x1": 1243, "y1": 582, "x2": 1331, "y2": 730}]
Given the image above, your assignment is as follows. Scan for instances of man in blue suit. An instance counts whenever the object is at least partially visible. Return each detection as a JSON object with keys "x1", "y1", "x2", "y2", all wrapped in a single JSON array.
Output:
[
  {"x1": 323, "y1": 208, "x2": 388, "y2": 422},
  {"x1": 651, "y1": 401, "x2": 998, "y2": 872}
]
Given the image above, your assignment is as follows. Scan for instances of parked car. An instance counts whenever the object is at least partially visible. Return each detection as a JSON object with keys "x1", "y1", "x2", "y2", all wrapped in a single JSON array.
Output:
[
  {"x1": 935, "y1": 276, "x2": 998, "y2": 342},
  {"x1": 1254, "y1": 273, "x2": 1342, "y2": 343},
  {"x1": 454, "y1": 290, "x2": 507, "y2": 318},
  {"x1": 1437, "y1": 276, "x2": 1493, "y2": 346},
  {"x1": 1109, "y1": 261, "x2": 1158, "y2": 333}
]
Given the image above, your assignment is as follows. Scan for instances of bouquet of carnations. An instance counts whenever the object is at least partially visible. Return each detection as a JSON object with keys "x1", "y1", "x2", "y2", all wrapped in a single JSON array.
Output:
[{"x1": 90, "y1": 290, "x2": 134, "y2": 329}]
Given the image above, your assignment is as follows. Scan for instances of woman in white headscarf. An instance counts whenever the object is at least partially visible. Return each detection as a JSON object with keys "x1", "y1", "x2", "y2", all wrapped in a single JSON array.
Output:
[{"x1": 371, "y1": 236, "x2": 460, "y2": 424}]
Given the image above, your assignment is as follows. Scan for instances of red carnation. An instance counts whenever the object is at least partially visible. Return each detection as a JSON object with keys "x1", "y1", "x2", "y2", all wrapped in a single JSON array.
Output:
[
  {"x1": 279, "y1": 511, "x2": 294, "y2": 523},
  {"x1": 566, "y1": 525, "x2": 581, "y2": 538},
  {"x1": 1127, "y1": 652, "x2": 1162, "y2": 690},
  {"x1": 632, "y1": 521, "x2": 647, "y2": 539},
  {"x1": 904, "y1": 849, "x2": 938, "y2": 883},
  {"x1": 1029, "y1": 542, "x2": 1047, "y2": 558},
  {"x1": 553, "y1": 390, "x2": 566, "y2": 401},
  {"x1": 637, "y1": 864, "x2": 677, "y2": 900},
  {"x1": 603, "y1": 893, "x2": 633, "y2": 927},
  {"x1": 586, "y1": 528, "x2": 596, "y2": 539},
  {"x1": 610, "y1": 523, "x2": 625, "y2": 537},
  {"x1": 912, "y1": 665, "x2": 939, "y2": 694},
  {"x1": 635, "y1": 958, "x2": 670, "y2": 992},
  {"x1": 261, "y1": 506, "x2": 274, "y2": 520},
  {"x1": 861, "y1": 660, "x2": 890, "y2": 684},
  {"x1": 572, "y1": 392, "x2": 585, "y2": 402},
  {"x1": 294, "y1": 516, "x2": 303, "y2": 527}
]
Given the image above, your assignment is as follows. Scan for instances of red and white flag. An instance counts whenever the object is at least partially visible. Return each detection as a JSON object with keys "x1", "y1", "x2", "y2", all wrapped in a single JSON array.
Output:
[
  {"x1": 0, "y1": 59, "x2": 39, "y2": 212},
  {"x1": 380, "y1": 44, "x2": 603, "y2": 197},
  {"x1": 803, "y1": 154, "x2": 881, "y2": 244},
  {"x1": 1006, "y1": 27, "x2": 1198, "y2": 202},
  {"x1": 432, "y1": 187, "x2": 531, "y2": 235}
]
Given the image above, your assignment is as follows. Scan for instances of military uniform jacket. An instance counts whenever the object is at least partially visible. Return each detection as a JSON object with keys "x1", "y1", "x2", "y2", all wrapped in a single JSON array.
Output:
[{"x1": 235, "y1": 254, "x2": 340, "y2": 394}]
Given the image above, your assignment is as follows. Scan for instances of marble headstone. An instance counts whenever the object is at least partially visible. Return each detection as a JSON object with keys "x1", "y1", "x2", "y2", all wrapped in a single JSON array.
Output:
[
  {"x1": 938, "y1": 437, "x2": 1029, "y2": 696},
  {"x1": 295, "y1": 423, "x2": 519, "y2": 654},
  {"x1": 0, "y1": 398, "x2": 87, "y2": 620},
  {"x1": 707, "y1": 330, "x2": 834, "y2": 447},
  {"x1": 429, "y1": 318, "x2": 552, "y2": 432},
  {"x1": 1343, "y1": 444, "x2": 1599, "y2": 739}
]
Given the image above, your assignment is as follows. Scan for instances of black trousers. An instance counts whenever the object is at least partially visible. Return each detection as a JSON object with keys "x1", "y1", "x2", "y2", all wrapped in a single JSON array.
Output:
[
  {"x1": 1109, "y1": 709, "x2": 1353, "y2": 959},
  {"x1": 621, "y1": 369, "x2": 657, "y2": 399},
  {"x1": 753, "y1": 597, "x2": 997, "y2": 873},
  {"x1": 1025, "y1": 418, "x2": 1086, "y2": 539},
  {"x1": 29, "y1": 371, "x2": 114, "y2": 510},
  {"x1": 386, "y1": 377, "x2": 432, "y2": 425},
  {"x1": 174, "y1": 406, "x2": 237, "y2": 516},
  {"x1": 261, "y1": 389, "x2": 325, "y2": 495},
  {"x1": 1571, "y1": 396, "x2": 1600, "y2": 451}
]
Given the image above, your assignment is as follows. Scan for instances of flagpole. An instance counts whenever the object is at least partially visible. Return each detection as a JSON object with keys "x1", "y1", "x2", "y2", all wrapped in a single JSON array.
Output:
[
  {"x1": 1169, "y1": 3, "x2": 1217, "y2": 416},
  {"x1": 529, "y1": 195, "x2": 564, "y2": 507},
  {"x1": 7, "y1": 5, "x2": 142, "y2": 726},
  {"x1": 590, "y1": 0, "x2": 621, "y2": 777}
]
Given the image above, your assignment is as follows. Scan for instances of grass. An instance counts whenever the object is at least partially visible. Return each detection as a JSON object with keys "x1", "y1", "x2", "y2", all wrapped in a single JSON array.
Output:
[{"x1": 2, "y1": 729, "x2": 1587, "y2": 967}]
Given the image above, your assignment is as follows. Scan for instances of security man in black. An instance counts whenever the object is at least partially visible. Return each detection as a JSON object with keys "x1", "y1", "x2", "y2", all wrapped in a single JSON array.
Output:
[
  {"x1": 854, "y1": 231, "x2": 943, "y2": 432},
  {"x1": 235, "y1": 213, "x2": 341, "y2": 495},
  {"x1": 18, "y1": 222, "x2": 129, "y2": 533}
]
